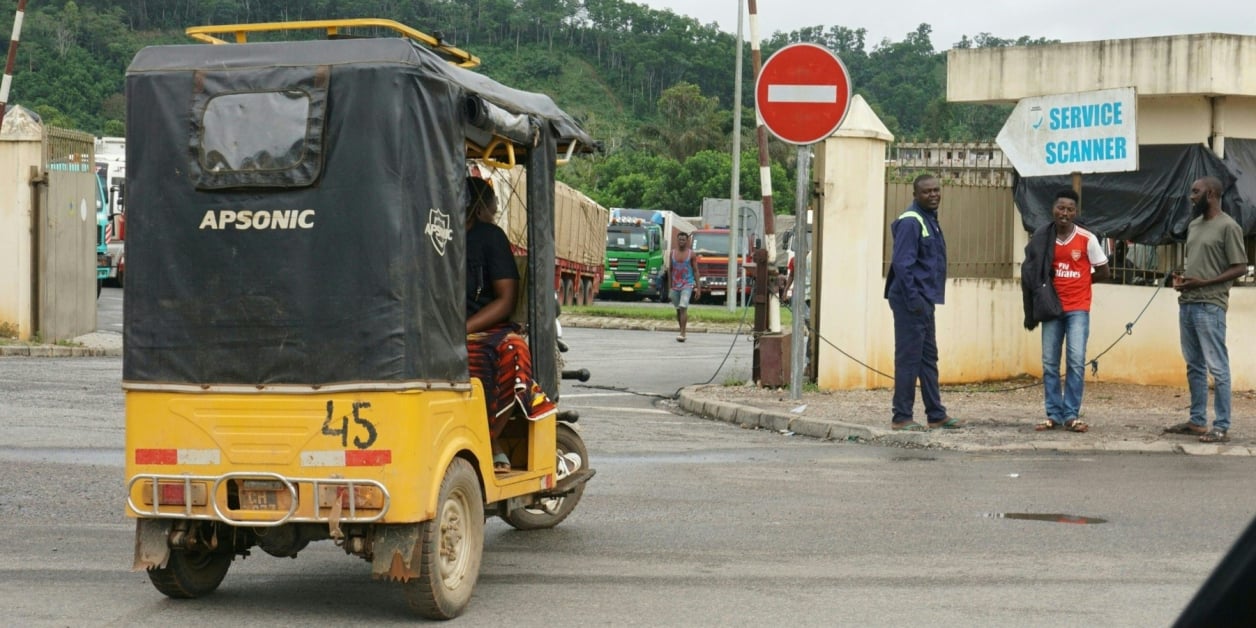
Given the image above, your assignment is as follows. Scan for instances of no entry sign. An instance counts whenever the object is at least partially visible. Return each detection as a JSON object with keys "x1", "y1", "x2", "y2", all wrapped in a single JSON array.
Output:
[{"x1": 755, "y1": 43, "x2": 852, "y2": 145}]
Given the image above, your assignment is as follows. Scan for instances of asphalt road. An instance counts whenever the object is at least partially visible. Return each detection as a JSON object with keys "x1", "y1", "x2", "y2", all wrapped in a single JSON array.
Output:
[{"x1": 0, "y1": 295, "x2": 1253, "y2": 626}]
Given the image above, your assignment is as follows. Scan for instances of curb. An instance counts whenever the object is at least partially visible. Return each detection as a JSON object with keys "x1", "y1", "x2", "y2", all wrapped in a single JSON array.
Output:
[
  {"x1": 677, "y1": 386, "x2": 1254, "y2": 457},
  {"x1": 560, "y1": 316, "x2": 741, "y2": 335},
  {"x1": 0, "y1": 344, "x2": 122, "y2": 357}
]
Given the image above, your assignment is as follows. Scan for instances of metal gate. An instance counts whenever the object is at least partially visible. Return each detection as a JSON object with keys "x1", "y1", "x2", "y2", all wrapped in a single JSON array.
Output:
[
  {"x1": 36, "y1": 127, "x2": 98, "y2": 342},
  {"x1": 883, "y1": 142, "x2": 1017, "y2": 280}
]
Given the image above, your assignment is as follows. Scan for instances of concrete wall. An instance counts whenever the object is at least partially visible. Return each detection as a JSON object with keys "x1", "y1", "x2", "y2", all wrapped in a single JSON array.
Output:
[
  {"x1": 947, "y1": 34, "x2": 1256, "y2": 103},
  {"x1": 813, "y1": 99, "x2": 1256, "y2": 392},
  {"x1": 0, "y1": 109, "x2": 99, "y2": 342},
  {"x1": 948, "y1": 34, "x2": 1256, "y2": 157},
  {"x1": 0, "y1": 109, "x2": 43, "y2": 340},
  {"x1": 1138, "y1": 96, "x2": 1212, "y2": 144},
  {"x1": 1136, "y1": 95, "x2": 1256, "y2": 147}
]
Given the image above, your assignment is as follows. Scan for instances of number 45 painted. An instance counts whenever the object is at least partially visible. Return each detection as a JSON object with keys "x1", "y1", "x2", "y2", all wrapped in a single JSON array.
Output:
[{"x1": 321, "y1": 400, "x2": 378, "y2": 449}]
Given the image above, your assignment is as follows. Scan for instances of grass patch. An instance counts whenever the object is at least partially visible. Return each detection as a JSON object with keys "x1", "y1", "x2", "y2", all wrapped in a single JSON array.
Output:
[{"x1": 566, "y1": 303, "x2": 792, "y2": 326}]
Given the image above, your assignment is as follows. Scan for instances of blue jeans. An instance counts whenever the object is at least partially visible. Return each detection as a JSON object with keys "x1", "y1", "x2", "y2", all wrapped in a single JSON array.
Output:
[
  {"x1": 889, "y1": 299, "x2": 946, "y2": 423},
  {"x1": 1041, "y1": 311, "x2": 1089, "y2": 423},
  {"x1": 1179, "y1": 302, "x2": 1231, "y2": 431}
]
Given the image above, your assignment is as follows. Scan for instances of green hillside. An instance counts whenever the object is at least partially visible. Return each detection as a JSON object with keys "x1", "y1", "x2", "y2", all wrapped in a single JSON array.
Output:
[{"x1": 2, "y1": 1, "x2": 1049, "y2": 214}]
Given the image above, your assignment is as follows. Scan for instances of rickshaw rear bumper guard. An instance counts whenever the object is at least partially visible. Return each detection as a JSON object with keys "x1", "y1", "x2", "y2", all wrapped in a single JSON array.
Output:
[
  {"x1": 536, "y1": 467, "x2": 596, "y2": 500},
  {"x1": 126, "y1": 471, "x2": 391, "y2": 527}
]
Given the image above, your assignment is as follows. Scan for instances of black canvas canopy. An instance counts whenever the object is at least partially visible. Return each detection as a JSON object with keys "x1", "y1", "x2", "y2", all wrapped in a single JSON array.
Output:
[
  {"x1": 122, "y1": 37, "x2": 591, "y2": 387},
  {"x1": 1014, "y1": 143, "x2": 1256, "y2": 244}
]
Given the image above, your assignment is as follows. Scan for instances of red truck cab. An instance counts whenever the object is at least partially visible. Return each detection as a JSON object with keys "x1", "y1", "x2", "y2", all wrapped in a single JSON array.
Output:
[{"x1": 690, "y1": 228, "x2": 753, "y2": 303}]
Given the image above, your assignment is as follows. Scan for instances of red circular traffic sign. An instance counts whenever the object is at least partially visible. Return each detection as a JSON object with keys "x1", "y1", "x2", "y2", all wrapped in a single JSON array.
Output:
[{"x1": 755, "y1": 43, "x2": 852, "y2": 145}]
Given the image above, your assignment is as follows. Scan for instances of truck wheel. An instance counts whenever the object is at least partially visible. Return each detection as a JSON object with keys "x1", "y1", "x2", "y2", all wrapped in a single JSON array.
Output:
[
  {"x1": 403, "y1": 458, "x2": 484, "y2": 620},
  {"x1": 560, "y1": 277, "x2": 574, "y2": 307},
  {"x1": 500, "y1": 424, "x2": 588, "y2": 530},
  {"x1": 146, "y1": 528, "x2": 233, "y2": 598},
  {"x1": 582, "y1": 278, "x2": 596, "y2": 305}
]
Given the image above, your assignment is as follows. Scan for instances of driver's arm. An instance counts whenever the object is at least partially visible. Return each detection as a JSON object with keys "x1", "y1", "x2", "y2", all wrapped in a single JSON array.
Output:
[{"x1": 467, "y1": 277, "x2": 518, "y2": 334}]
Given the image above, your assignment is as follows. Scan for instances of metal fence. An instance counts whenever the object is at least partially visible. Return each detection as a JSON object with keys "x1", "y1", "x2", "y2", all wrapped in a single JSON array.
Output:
[
  {"x1": 1104, "y1": 237, "x2": 1256, "y2": 287},
  {"x1": 882, "y1": 179, "x2": 1017, "y2": 280},
  {"x1": 44, "y1": 126, "x2": 95, "y2": 171},
  {"x1": 882, "y1": 142, "x2": 1256, "y2": 286}
]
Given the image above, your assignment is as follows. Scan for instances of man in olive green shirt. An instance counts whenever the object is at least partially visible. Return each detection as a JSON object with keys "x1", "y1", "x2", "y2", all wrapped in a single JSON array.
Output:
[{"x1": 1164, "y1": 176, "x2": 1249, "y2": 443}]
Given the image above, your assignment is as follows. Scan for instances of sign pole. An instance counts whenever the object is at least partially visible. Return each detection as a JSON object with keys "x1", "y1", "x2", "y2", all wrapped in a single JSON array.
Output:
[
  {"x1": 726, "y1": 0, "x2": 745, "y2": 313},
  {"x1": 789, "y1": 145, "x2": 811, "y2": 399},
  {"x1": 1071, "y1": 170, "x2": 1083, "y2": 212},
  {"x1": 754, "y1": 42, "x2": 850, "y2": 387}
]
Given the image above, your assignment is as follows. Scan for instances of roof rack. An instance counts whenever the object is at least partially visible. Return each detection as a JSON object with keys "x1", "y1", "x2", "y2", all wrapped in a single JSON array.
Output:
[{"x1": 185, "y1": 18, "x2": 480, "y2": 68}]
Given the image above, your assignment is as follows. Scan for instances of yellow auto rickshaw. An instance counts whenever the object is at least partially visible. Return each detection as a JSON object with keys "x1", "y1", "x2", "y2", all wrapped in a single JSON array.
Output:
[{"x1": 123, "y1": 19, "x2": 594, "y2": 620}]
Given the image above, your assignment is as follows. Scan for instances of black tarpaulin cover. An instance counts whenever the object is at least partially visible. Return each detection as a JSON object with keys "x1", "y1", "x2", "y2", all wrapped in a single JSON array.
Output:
[
  {"x1": 1220, "y1": 137, "x2": 1256, "y2": 237},
  {"x1": 122, "y1": 38, "x2": 585, "y2": 386},
  {"x1": 1014, "y1": 143, "x2": 1256, "y2": 244}
]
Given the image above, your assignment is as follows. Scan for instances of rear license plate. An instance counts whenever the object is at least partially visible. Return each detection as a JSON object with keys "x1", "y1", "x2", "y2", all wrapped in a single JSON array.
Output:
[
  {"x1": 241, "y1": 490, "x2": 281, "y2": 510},
  {"x1": 239, "y1": 480, "x2": 292, "y2": 511}
]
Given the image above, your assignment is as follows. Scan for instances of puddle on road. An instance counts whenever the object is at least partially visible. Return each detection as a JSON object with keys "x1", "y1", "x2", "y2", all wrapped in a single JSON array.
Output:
[
  {"x1": 983, "y1": 512, "x2": 1108, "y2": 525},
  {"x1": 0, "y1": 447, "x2": 122, "y2": 465}
]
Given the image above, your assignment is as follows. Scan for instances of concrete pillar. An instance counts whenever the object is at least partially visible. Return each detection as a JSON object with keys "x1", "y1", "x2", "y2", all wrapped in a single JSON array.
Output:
[
  {"x1": 813, "y1": 95, "x2": 894, "y2": 390},
  {"x1": 0, "y1": 107, "x2": 45, "y2": 340}
]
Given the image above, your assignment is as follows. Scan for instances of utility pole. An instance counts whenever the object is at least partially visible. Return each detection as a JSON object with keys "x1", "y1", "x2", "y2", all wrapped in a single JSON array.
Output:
[{"x1": 726, "y1": 0, "x2": 745, "y2": 312}]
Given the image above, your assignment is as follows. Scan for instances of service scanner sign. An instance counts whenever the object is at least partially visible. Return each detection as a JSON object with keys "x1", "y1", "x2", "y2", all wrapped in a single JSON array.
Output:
[{"x1": 996, "y1": 87, "x2": 1137, "y2": 177}]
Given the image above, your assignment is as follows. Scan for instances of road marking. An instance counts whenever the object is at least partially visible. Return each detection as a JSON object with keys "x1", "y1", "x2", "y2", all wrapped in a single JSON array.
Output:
[
  {"x1": 568, "y1": 405, "x2": 675, "y2": 415},
  {"x1": 767, "y1": 84, "x2": 837, "y2": 103}
]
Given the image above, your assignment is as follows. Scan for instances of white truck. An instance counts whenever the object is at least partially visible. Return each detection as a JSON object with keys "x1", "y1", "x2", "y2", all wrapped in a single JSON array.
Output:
[{"x1": 95, "y1": 137, "x2": 127, "y2": 286}]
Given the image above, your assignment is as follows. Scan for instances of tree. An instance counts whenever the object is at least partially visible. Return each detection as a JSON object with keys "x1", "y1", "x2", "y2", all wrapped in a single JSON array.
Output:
[{"x1": 638, "y1": 82, "x2": 727, "y2": 162}]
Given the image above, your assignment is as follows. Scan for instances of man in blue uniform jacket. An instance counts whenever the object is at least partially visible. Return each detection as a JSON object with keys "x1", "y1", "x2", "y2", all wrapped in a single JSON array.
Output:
[{"x1": 884, "y1": 174, "x2": 963, "y2": 431}]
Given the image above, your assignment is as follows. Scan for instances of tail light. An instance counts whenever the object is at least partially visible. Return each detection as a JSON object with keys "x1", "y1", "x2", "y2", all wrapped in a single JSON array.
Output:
[
  {"x1": 139, "y1": 480, "x2": 209, "y2": 506},
  {"x1": 318, "y1": 485, "x2": 385, "y2": 510}
]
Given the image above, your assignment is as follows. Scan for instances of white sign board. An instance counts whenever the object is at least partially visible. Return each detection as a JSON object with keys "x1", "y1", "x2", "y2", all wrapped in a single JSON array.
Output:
[{"x1": 996, "y1": 87, "x2": 1137, "y2": 177}]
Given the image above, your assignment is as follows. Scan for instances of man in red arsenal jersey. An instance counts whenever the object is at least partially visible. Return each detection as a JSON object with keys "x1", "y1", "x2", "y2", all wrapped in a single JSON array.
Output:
[{"x1": 1031, "y1": 189, "x2": 1109, "y2": 432}]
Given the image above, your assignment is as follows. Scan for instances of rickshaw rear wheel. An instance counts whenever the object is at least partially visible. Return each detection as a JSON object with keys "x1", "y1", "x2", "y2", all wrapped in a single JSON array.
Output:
[
  {"x1": 501, "y1": 423, "x2": 588, "y2": 530},
  {"x1": 146, "y1": 534, "x2": 233, "y2": 598},
  {"x1": 403, "y1": 457, "x2": 484, "y2": 620}
]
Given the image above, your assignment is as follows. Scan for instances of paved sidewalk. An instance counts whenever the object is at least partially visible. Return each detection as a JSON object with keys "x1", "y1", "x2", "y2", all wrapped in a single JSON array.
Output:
[
  {"x1": 678, "y1": 380, "x2": 1256, "y2": 457},
  {"x1": 0, "y1": 331, "x2": 122, "y2": 357},
  {"x1": 10, "y1": 318, "x2": 1251, "y2": 458},
  {"x1": 562, "y1": 315, "x2": 1255, "y2": 458}
]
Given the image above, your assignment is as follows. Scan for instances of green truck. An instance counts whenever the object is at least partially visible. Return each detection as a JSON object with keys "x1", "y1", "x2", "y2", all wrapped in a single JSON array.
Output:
[{"x1": 599, "y1": 209, "x2": 695, "y2": 300}]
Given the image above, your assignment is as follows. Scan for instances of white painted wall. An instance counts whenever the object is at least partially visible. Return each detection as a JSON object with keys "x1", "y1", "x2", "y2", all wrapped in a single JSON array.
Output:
[
  {"x1": 1138, "y1": 96, "x2": 1212, "y2": 144},
  {"x1": 948, "y1": 34, "x2": 1256, "y2": 103},
  {"x1": 814, "y1": 103, "x2": 1256, "y2": 392},
  {"x1": 1220, "y1": 96, "x2": 1256, "y2": 140}
]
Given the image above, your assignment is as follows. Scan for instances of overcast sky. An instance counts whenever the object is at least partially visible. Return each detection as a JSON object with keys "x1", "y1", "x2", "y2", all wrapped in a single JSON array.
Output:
[{"x1": 635, "y1": 0, "x2": 1256, "y2": 51}]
